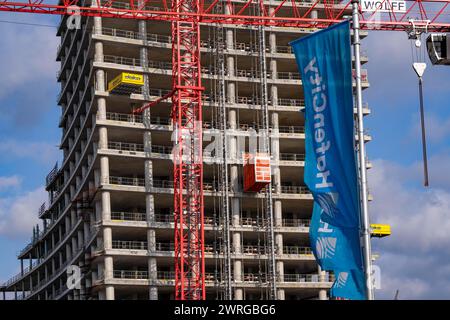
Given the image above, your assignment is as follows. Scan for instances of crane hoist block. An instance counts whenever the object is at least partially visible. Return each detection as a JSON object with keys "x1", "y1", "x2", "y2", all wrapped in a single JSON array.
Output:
[
  {"x1": 243, "y1": 153, "x2": 271, "y2": 192},
  {"x1": 108, "y1": 72, "x2": 144, "y2": 95},
  {"x1": 370, "y1": 224, "x2": 391, "y2": 238}
]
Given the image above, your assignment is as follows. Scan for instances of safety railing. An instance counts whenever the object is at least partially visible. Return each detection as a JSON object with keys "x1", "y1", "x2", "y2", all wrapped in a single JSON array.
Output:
[
  {"x1": 102, "y1": 55, "x2": 303, "y2": 84},
  {"x1": 112, "y1": 240, "x2": 148, "y2": 250},
  {"x1": 281, "y1": 218, "x2": 310, "y2": 227},
  {"x1": 152, "y1": 180, "x2": 174, "y2": 189},
  {"x1": 283, "y1": 274, "x2": 321, "y2": 282},
  {"x1": 154, "y1": 242, "x2": 174, "y2": 252},
  {"x1": 105, "y1": 112, "x2": 143, "y2": 123},
  {"x1": 105, "y1": 112, "x2": 171, "y2": 126},
  {"x1": 276, "y1": 45, "x2": 293, "y2": 54},
  {"x1": 111, "y1": 211, "x2": 146, "y2": 221},
  {"x1": 150, "y1": 145, "x2": 172, "y2": 155},
  {"x1": 108, "y1": 176, "x2": 145, "y2": 187},
  {"x1": 242, "y1": 245, "x2": 269, "y2": 255},
  {"x1": 113, "y1": 270, "x2": 149, "y2": 279},
  {"x1": 279, "y1": 153, "x2": 305, "y2": 161},
  {"x1": 152, "y1": 214, "x2": 172, "y2": 223},
  {"x1": 279, "y1": 185, "x2": 310, "y2": 194},
  {"x1": 94, "y1": 26, "x2": 301, "y2": 58},
  {"x1": 242, "y1": 273, "x2": 267, "y2": 282},
  {"x1": 283, "y1": 246, "x2": 313, "y2": 255},
  {"x1": 112, "y1": 271, "x2": 332, "y2": 283},
  {"x1": 278, "y1": 125, "x2": 305, "y2": 133},
  {"x1": 98, "y1": 27, "x2": 141, "y2": 40},
  {"x1": 240, "y1": 217, "x2": 268, "y2": 227},
  {"x1": 103, "y1": 55, "x2": 142, "y2": 67},
  {"x1": 108, "y1": 141, "x2": 144, "y2": 152},
  {"x1": 277, "y1": 72, "x2": 301, "y2": 80},
  {"x1": 277, "y1": 98, "x2": 304, "y2": 106}
]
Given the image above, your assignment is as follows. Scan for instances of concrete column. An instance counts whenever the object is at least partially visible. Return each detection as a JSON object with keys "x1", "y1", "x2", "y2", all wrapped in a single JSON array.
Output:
[
  {"x1": 93, "y1": 14, "x2": 102, "y2": 34},
  {"x1": 99, "y1": 128, "x2": 108, "y2": 150},
  {"x1": 232, "y1": 232, "x2": 241, "y2": 255},
  {"x1": 45, "y1": 264, "x2": 48, "y2": 281},
  {"x1": 65, "y1": 215, "x2": 71, "y2": 234},
  {"x1": 271, "y1": 85, "x2": 278, "y2": 107},
  {"x1": 20, "y1": 259, "x2": 24, "y2": 276},
  {"x1": 95, "y1": 200, "x2": 102, "y2": 222},
  {"x1": 147, "y1": 226, "x2": 158, "y2": 300},
  {"x1": 101, "y1": 191, "x2": 111, "y2": 220},
  {"x1": 144, "y1": 136, "x2": 153, "y2": 189},
  {"x1": 138, "y1": 17, "x2": 150, "y2": 99},
  {"x1": 59, "y1": 225, "x2": 63, "y2": 242},
  {"x1": 274, "y1": 200, "x2": 282, "y2": 227},
  {"x1": 227, "y1": 82, "x2": 236, "y2": 104},
  {"x1": 277, "y1": 289, "x2": 285, "y2": 300},
  {"x1": 78, "y1": 230, "x2": 84, "y2": 248},
  {"x1": 105, "y1": 286, "x2": 115, "y2": 300},
  {"x1": 269, "y1": 32, "x2": 276, "y2": 54},
  {"x1": 103, "y1": 227, "x2": 112, "y2": 250},
  {"x1": 318, "y1": 266, "x2": 327, "y2": 300},
  {"x1": 97, "y1": 97, "x2": 107, "y2": 120},
  {"x1": 104, "y1": 255, "x2": 114, "y2": 300},
  {"x1": 71, "y1": 209, "x2": 77, "y2": 227},
  {"x1": 100, "y1": 155, "x2": 109, "y2": 182},
  {"x1": 271, "y1": 115, "x2": 281, "y2": 194},
  {"x1": 144, "y1": 122, "x2": 157, "y2": 300},
  {"x1": 66, "y1": 243, "x2": 71, "y2": 261},
  {"x1": 275, "y1": 233, "x2": 283, "y2": 255},
  {"x1": 72, "y1": 237, "x2": 77, "y2": 255},
  {"x1": 270, "y1": 59, "x2": 277, "y2": 80},
  {"x1": 233, "y1": 260, "x2": 243, "y2": 300},
  {"x1": 226, "y1": 29, "x2": 234, "y2": 50},
  {"x1": 94, "y1": 42, "x2": 104, "y2": 64},
  {"x1": 104, "y1": 256, "x2": 114, "y2": 279}
]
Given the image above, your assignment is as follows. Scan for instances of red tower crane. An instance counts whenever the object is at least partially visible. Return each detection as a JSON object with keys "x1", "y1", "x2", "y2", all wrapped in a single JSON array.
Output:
[{"x1": 1, "y1": 0, "x2": 450, "y2": 300}]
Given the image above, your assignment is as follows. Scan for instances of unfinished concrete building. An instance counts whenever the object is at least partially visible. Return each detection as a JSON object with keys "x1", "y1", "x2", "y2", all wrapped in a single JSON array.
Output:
[{"x1": 0, "y1": 0, "x2": 370, "y2": 300}]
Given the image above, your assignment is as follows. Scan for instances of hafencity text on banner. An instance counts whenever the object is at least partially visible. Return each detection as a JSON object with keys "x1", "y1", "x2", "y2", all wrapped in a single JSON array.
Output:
[{"x1": 290, "y1": 21, "x2": 366, "y2": 300}]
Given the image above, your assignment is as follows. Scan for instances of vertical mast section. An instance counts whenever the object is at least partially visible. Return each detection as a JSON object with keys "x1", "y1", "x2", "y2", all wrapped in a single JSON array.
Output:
[
  {"x1": 351, "y1": 0, "x2": 374, "y2": 300},
  {"x1": 257, "y1": 16, "x2": 277, "y2": 299},
  {"x1": 172, "y1": 0, "x2": 206, "y2": 300},
  {"x1": 215, "y1": 0, "x2": 233, "y2": 299}
]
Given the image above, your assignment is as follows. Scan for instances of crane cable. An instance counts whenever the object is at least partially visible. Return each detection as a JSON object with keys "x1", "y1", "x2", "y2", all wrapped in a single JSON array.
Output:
[{"x1": 409, "y1": 23, "x2": 430, "y2": 187}]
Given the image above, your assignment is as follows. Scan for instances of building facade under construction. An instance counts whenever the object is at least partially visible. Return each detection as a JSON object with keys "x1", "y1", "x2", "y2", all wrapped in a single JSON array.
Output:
[{"x1": 0, "y1": 0, "x2": 371, "y2": 300}]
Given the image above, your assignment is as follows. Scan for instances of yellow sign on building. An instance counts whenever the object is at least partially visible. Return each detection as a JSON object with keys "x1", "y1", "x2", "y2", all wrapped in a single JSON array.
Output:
[{"x1": 108, "y1": 72, "x2": 144, "y2": 95}]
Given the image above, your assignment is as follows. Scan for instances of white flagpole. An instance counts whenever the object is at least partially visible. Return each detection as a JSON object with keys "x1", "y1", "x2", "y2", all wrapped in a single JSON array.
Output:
[{"x1": 351, "y1": 0, "x2": 374, "y2": 300}]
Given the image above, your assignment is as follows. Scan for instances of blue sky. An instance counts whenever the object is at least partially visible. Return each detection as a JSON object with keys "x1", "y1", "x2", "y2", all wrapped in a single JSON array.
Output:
[{"x1": 0, "y1": 13, "x2": 450, "y2": 299}]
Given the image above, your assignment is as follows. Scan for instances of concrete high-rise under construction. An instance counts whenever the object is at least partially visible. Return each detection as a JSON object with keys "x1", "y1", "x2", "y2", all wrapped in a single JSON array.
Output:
[{"x1": 0, "y1": 1, "x2": 370, "y2": 300}]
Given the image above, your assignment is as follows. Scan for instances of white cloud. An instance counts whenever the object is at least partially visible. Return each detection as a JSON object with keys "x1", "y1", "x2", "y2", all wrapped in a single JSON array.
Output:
[
  {"x1": 0, "y1": 140, "x2": 60, "y2": 165},
  {"x1": 409, "y1": 112, "x2": 450, "y2": 144},
  {"x1": 0, "y1": 186, "x2": 45, "y2": 239},
  {"x1": 369, "y1": 157, "x2": 450, "y2": 299},
  {"x1": 0, "y1": 176, "x2": 21, "y2": 191}
]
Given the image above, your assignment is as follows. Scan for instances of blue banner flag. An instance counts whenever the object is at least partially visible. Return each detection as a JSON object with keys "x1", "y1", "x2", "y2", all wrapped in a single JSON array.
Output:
[
  {"x1": 290, "y1": 20, "x2": 359, "y2": 229},
  {"x1": 290, "y1": 21, "x2": 366, "y2": 300}
]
